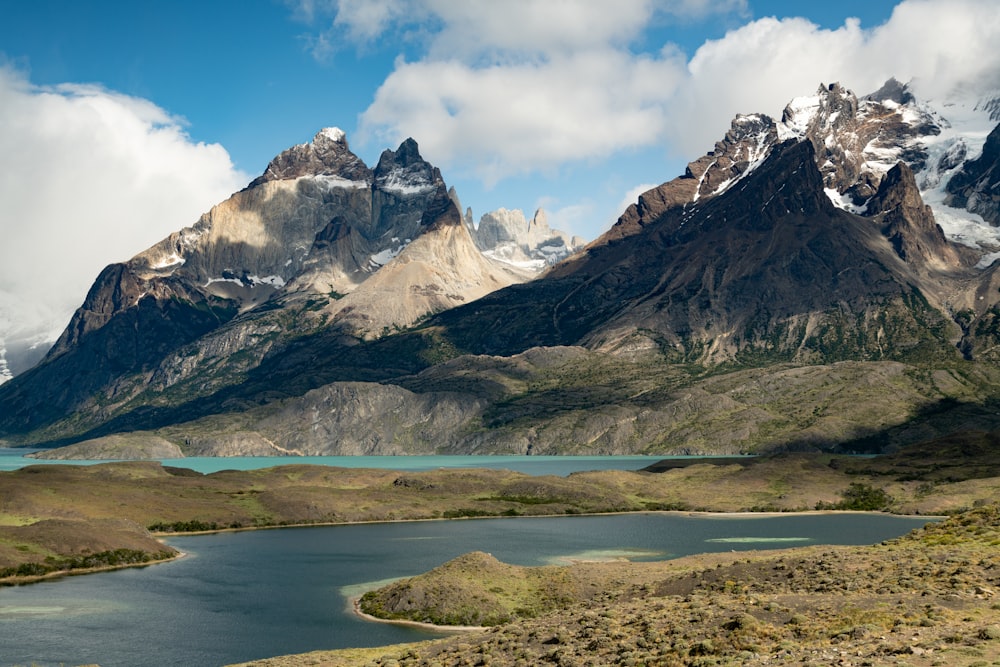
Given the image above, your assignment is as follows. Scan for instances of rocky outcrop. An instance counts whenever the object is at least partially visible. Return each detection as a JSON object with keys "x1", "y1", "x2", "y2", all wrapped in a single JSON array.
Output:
[
  {"x1": 172, "y1": 381, "x2": 487, "y2": 456},
  {"x1": 601, "y1": 112, "x2": 777, "y2": 244},
  {"x1": 27, "y1": 433, "x2": 183, "y2": 460},
  {"x1": 867, "y1": 161, "x2": 969, "y2": 268},
  {"x1": 781, "y1": 82, "x2": 938, "y2": 203},
  {"x1": 247, "y1": 127, "x2": 372, "y2": 187}
]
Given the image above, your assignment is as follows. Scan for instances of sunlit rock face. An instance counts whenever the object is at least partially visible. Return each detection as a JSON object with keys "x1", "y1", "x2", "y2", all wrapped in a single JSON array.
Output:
[{"x1": 0, "y1": 130, "x2": 534, "y2": 435}]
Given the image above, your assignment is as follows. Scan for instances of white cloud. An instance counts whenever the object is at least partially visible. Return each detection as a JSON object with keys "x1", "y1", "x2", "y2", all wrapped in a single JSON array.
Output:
[
  {"x1": 317, "y1": 0, "x2": 747, "y2": 57},
  {"x1": 333, "y1": 0, "x2": 415, "y2": 43},
  {"x1": 419, "y1": 0, "x2": 662, "y2": 60},
  {"x1": 338, "y1": 0, "x2": 1000, "y2": 186},
  {"x1": 668, "y1": 0, "x2": 1000, "y2": 155},
  {"x1": 543, "y1": 200, "x2": 596, "y2": 241},
  {"x1": 616, "y1": 183, "x2": 661, "y2": 220},
  {"x1": 663, "y1": 0, "x2": 748, "y2": 20},
  {"x1": 360, "y1": 48, "x2": 687, "y2": 184},
  {"x1": 0, "y1": 65, "x2": 248, "y2": 366}
]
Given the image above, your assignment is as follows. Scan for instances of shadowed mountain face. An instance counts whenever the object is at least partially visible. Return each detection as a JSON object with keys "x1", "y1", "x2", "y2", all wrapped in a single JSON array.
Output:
[
  {"x1": 3, "y1": 81, "x2": 1000, "y2": 455},
  {"x1": 946, "y1": 123, "x2": 1000, "y2": 225},
  {"x1": 432, "y1": 139, "x2": 957, "y2": 364}
]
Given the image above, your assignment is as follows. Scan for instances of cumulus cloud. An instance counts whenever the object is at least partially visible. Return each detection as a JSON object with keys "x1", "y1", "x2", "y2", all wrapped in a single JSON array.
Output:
[
  {"x1": 306, "y1": 0, "x2": 1000, "y2": 187},
  {"x1": 415, "y1": 0, "x2": 667, "y2": 60},
  {"x1": 311, "y1": 0, "x2": 747, "y2": 55},
  {"x1": 361, "y1": 48, "x2": 687, "y2": 184},
  {"x1": 0, "y1": 65, "x2": 248, "y2": 366},
  {"x1": 668, "y1": 0, "x2": 1000, "y2": 155}
]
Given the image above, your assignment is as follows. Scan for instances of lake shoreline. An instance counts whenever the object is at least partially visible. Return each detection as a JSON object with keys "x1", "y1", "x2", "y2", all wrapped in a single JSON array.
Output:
[
  {"x1": 0, "y1": 509, "x2": 948, "y2": 667},
  {"x1": 0, "y1": 548, "x2": 186, "y2": 587},
  {"x1": 350, "y1": 596, "x2": 487, "y2": 633},
  {"x1": 150, "y1": 507, "x2": 934, "y2": 537},
  {"x1": 0, "y1": 508, "x2": 933, "y2": 589}
]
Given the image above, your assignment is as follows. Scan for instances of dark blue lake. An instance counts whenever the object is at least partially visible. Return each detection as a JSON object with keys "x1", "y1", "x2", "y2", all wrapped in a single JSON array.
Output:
[{"x1": 0, "y1": 512, "x2": 932, "y2": 667}]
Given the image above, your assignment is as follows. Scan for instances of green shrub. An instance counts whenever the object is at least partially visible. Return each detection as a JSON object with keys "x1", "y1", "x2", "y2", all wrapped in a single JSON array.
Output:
[{"x1": 817, "y1": 483, "x2": 892, "y2": 511}]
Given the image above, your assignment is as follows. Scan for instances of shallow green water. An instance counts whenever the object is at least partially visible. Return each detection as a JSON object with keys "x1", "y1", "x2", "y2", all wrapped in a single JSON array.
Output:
[{"x1": 0, "y1": 449, "x2": 698, "y2": 476}]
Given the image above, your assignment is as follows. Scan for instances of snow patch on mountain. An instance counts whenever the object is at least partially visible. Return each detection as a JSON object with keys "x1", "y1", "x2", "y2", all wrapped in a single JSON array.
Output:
[
  {"x1": 824, "y1": 188, "x2": 865, "y2": 214},
  {"x1": 204, "y1": 277, "x2": 245, "y2": 288},
  {"x1": 777, "y1": 95, "x2": 822, "y2": 141},
  {"x1": 378, "y1": 171, "x2": 436, "y2": 196},
  {"x1": 204, "y1": 274, "x2": 287, "y2": 289},
  {"x1": 310, "y1": 174, "x2": 370, "y2": 190},
  {"x1": 151, "y1": 253, "x2": 186, "y2": 270},
  {"x1": 481, "y1": 247, "x2": 547, "y2": 271},
  {"x1": 916, "y1": 92, "x2": 1000, "y2": 252},
  {"x1": 247, "y1": 275, "x2": 286, "y2": 288},
  {"x1": 368, "y1": 238, "x2": 412, "y2": 270},
  {"x1": 318, "y1": 127, "x2": 346, "y2": 143}
]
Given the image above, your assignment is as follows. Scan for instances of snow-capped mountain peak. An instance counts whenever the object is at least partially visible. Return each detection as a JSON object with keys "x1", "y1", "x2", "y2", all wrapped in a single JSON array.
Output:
[
  {"x1": 316, "y1": 126, "x2": 346, "y2": 143},
  {"x1": 632, "y1": 78, "x2": 1000, "y2": 262},
  {"x1": 374, "y1": 138, "x2": 441, "y2": 197}
]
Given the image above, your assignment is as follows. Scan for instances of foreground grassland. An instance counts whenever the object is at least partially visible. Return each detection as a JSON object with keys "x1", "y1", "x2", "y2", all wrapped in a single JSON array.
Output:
[
  {"x1": 233, "y1": 505, "x2": 1000, "y2": 667},
  {"x1": 3, "y1": 432, "x2": 1000, "y2": 665},
  {"x1": 3, "y1": 430, "x2": 1000, "y2": 583}
]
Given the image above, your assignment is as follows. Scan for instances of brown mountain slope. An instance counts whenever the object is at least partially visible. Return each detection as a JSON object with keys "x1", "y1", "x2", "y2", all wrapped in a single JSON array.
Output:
[{"x1": 433, "y1": 139, "x2": 961, "y2": 364}]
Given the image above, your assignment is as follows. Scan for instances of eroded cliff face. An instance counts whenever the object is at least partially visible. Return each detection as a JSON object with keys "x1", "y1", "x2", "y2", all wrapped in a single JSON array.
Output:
[{"x1": 0, "y1": 131, "x2": 537, "y2": 438}]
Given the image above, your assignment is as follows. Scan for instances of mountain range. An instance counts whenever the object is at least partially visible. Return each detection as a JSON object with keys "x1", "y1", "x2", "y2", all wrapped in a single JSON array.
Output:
[{"x1": 5, "y1": 78, "x2": 1000, "y2": 458}]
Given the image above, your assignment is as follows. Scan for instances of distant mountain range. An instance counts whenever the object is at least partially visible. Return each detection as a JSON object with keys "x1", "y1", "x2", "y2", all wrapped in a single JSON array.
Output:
[{"x1": 7, "y1": 78, "x2": 1000, "y2": 458}]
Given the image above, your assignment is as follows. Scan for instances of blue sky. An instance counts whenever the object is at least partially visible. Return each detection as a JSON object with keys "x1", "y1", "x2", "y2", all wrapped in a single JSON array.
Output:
[
  {"x1": 1, "y1": 0, "x2": 998, "y2": 351},
  {"x1": 0, "y1": 1, "x2": 896, "y2": 172}
]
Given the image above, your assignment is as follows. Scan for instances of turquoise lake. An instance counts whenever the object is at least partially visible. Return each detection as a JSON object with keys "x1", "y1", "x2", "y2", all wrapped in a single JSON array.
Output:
[
  {"x1": 0, "y1": 449, "x2": 690, "y2": 476},
  {"x1": 0, "y1": 512, "x2": 933, "y2": 667}
]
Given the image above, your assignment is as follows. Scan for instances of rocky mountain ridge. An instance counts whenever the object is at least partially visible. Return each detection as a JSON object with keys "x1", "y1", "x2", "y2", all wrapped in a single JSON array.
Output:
[
  {"x1": 0, "y1": 131, "x2": 577, "y2": 388},
  {"x1": 609, "y1": 80, "x2": 997, "y2": 250},
  {"x1": 5, "y1": 79, "x2": 1000, "y2": 457},
  {"x1": 0, "y1": 130, "x2": 574, "y2": 433}
]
